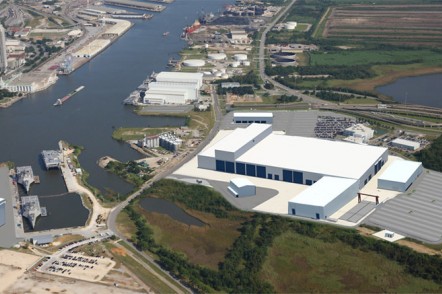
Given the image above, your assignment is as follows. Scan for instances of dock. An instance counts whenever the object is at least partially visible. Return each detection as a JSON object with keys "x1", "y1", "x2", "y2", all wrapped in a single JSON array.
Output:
[{"x1": 104, "y1": 0, "x2": 166, "y2": 12}]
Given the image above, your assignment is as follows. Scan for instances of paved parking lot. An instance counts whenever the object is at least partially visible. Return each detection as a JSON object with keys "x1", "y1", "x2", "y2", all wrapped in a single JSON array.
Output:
[
  {"x1": 220, "y1": 110, "x2": 351, "y2": 137},
  {"x1": 0, "y1": 166, "x2": 22, "y2": 247},
  {"x1": 364, "y1": 170, "x2": 442, "y2": 243}
]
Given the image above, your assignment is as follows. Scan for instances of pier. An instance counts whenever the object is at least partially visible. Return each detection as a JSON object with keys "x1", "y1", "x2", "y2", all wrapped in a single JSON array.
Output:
[{"x1": 104, "y1": 0, "x2": 166, "y2": 12}]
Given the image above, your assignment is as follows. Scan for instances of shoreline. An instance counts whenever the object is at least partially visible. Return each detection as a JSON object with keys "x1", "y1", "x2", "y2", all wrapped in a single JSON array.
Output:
[{"x1": 0, "y1": 22, "x2": 135, "y2": 110}]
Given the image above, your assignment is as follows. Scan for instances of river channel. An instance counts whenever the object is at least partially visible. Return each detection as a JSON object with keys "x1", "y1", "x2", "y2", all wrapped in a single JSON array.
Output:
[
  {"x1": 140, "y1": 198, "x2": 205, "y2": 227},
  {"x1": 0, "y1": 0, "x2": 230, "y2": 231},
  {"x1": 376, "y1": 73, "x2": 442, "y2": 108}
]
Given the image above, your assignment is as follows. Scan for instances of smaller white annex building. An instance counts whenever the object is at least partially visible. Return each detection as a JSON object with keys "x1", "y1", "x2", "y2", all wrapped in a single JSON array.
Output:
[
  {"x1": 378, "y1": 160, "x2": 423, "y2": 192},
  {"x1": 288, "y1": 177, "x2": 359, "y2": 219},
  {"x1": 233, "y1": 112, "x2": 273, "y2": 124},
  {"x1": 0, "y1": 198, "x2": 5, "y2": 227},
  {"x1": 343, "y1": 124, "x2": 374, "y2": 143},
  {"x1": 228, "y1": 178, "x2": 256, "y2": 197},
  {"x1": 391, "y1": 138, "x2": 420, "y2": 151}
]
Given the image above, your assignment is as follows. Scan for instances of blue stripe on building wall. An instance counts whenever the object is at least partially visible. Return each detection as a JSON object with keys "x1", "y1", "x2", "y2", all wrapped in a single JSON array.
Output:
[
  {"x1": 216, "y1": 160, "x2": 225, "y2": 172},
  {"x1": 226, "y1": 161, "x2": 235, "y2": 173},
  {"x1": 283, "y1": 169, "x2": 293, "y2": 182},
  {"x1": 236, "y1": 162, "x2": 245, "y2": 175},
  {"x1": 257, "y1": 165, "x2": 266, "y2": 178},
  {"x1": 246, "y1": 164, "x2": 256, "y2": 176},
  {"x1": 293, "y1": 171, "x2": 303, "y2": 184}
]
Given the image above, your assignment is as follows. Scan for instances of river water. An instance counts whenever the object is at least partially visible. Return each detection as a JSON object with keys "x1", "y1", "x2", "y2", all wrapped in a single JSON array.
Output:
[
  {"x1": 0, "y1": 0, "x2": 229, "y2": 230},
  {"x1": 140, "y1": 198, "x2": 205, "y2": 227},
  {"x1": 376, "y1": 73, "x2": 442, "y2": 108}
]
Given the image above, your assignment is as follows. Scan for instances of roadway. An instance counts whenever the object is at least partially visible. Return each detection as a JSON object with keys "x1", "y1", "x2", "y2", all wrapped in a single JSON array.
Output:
[
  {"x1": 106, "y1": 84, "x2": 222, "y2": 293},
  {"x1": 257, "y1": 0, "x2": 331, "y2": 105}
]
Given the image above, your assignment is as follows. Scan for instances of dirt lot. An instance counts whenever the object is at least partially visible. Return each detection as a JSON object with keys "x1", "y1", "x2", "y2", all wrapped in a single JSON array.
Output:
[
  {"x1": 0, "y1": 250, "x2": 41, "y2": 293},
  {"x1": 5, "y1": 271, "x2": 143, "y2": 294},
  {"x1": 323, "y1": 5, "x2": 442, "y2": 46},
  {"x1": 226, "y1": 93, "x2": 263, "y2": 104}
]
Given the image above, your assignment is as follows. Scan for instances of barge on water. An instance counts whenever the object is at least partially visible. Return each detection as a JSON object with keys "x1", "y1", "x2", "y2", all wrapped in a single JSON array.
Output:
[{"x1": 54, "y1": 86, "x2": 85, "y2": 106}]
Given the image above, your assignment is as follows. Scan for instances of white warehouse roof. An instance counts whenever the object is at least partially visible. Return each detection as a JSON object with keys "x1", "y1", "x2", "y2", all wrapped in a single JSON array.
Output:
[
  {"x1": 230, "y1": 177, "x2": 254, "y2": 188},
  {"x1": 378, "y1": 160, "x2": 422, "y2": 183},
  {"x1": 156, "y1": 71, "x2": 203, "y2": 81},
  {"x1": 392, "y1": 138, "x2": 420, "y2": 149},
  {"x1": 236, "y1": 133, "x2": 387, "y2": 181},
  {"x1": 234, "y1": 112, "x2": 273, "y2": 118},
  {"x1": 201, "y1": 124, "x2": 272, "y2": 156},
  {"x1": 289, "y1": 176, "x2": 358, "y2": 207}
]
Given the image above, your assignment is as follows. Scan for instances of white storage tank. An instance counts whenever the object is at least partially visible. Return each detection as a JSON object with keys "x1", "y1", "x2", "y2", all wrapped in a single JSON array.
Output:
[
  {"x1": 242, "y1": 60, "x2": 251, "y2": 66},
  {"x1": 233, "y1": 54, "x2": 248, "y2": 61},
  {"x1": 221, "y1": 73, "x2": 229, "y2": 79},
  {"x1": 183, "y1": 59, "x2": 206, "y2": 67},
  {"x1": 207, "y1": 53, "x2": 227, "y2": 60},
  {"x1": 231, "y1": 61, "x2": 240, "y2": 67},
  {"x1": 285, "y1": 21, "x2": 297, "y2": 30}
]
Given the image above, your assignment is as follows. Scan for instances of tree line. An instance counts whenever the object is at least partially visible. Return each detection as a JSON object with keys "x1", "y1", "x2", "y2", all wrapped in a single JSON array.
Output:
[{"x1": 416, "y1": 135, "x2": 442, "y2": 172}]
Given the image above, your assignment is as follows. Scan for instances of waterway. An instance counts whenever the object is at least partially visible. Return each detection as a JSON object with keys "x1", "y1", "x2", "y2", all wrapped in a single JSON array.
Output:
[
  {"x1": 376, "y1": 73, "x2": 442, "y2": 108},
  {"x1": 0, "y1": 0, "x2": 230, "y2": 230},
  {"x1": 140, "y1": 198, "x2": 205, "y2": 227}
]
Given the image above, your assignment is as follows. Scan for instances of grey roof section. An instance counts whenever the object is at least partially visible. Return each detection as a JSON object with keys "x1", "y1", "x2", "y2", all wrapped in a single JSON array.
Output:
[
  {"x1": 0, "y1": 166, "x2": 22, "y2": 248},
  {"x1": 32, "y1": 234, "x2": 53, "y2": 245},
  {"x1": 364, "y1": 170, "x2": 442, "y2": 243},
  {"x1": 340, "y1": 201, "x2": 376, "y2": 223},
  {"x1": 221, "y1": 110, "x2": 351, "y2": 137}
]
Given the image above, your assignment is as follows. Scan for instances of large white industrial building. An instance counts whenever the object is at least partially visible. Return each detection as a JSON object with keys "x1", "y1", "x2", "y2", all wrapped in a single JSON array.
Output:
[
  {"x1": 288, "y1": 177, "x2": 359, "y2": 219},
  {"x1": 143, "y1": 72, "x2": 203, "y2": 105},
  {"x1": 198, "y1": 123, "x2": 388, "y2": 189},
  {"x1": 0, "y1": 198, "x2": 5, "y2": 227},
  {"x1": 378, "y1": 160, "x2": 423, "y2": 192},
  {"x1": 391, "y1": 138, "x2": 420, "y2": 151}
]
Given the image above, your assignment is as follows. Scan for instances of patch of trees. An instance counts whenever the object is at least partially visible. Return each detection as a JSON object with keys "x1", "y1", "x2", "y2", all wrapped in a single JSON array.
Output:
[
  {"x1": 416, "y1": 135, "x2": 442, "y2": 172},
  {"x1": 298, "y1": 65, "x2": 375, "y2": 79},
  {"x1": 217, "y1": 86, "x2": 254, "y2": 95},
  {"x1": 277, "y1": 94, "x2": 300, "y2": 103},
  {"x1": 140, "y1": 179, "x2": 235, "y2": 219},
  {"x1": 106, "y1": 160, "x2": 152, "y2": 187},
  {"x1": 0, "y1": 89, "x2": 17, "y2": 101},
  {"x1": 315, "y1": 91, "x2": 352, "y2": 102},
  {"x1": 265, "y1": 65, "x2": 297, "y2": 76}
]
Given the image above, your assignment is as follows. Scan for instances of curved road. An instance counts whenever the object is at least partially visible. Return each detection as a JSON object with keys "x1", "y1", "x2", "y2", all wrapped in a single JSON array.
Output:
[
  {"x1": 107, "y1": 85, "x2": 222, "y2": 293},
  {"x1": 258, "y1": 0, "x2": 329, "y2": 105}
]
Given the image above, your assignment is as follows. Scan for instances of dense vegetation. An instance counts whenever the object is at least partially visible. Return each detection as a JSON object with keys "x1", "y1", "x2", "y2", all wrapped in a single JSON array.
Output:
[
  {"x1": 0, "y1": 89, "x2": 17, "y2": 101},
  {"x1": 416, "y1": 135, "x2": 442, "y2": 172},
  {"x1": 277, "y1": 94, "x2": 300, "y2": 103},
  {"x1": 106, "y1": 160, "x2": 152, "y2": 187},
  {"x1": 315, "y1": 90, "x2": 353, "y2": 102},
  {"x1": 122, "y1": 179, "x2": 442, "y2": 293},
  {"x1": 217, "y1": 85, "x2": 254, "y2": 95},
  {"x1": 298, "y1": 65, "x2": 374, "y2": 79},
  {"x1": 215, "y1": 71, "x2": 260, "y2": 87}
]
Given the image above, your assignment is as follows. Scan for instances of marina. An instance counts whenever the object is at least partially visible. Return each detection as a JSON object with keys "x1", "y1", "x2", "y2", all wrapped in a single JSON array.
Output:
[{"x1": 54, "y1": 86, "x2": 85, "y2": 106}]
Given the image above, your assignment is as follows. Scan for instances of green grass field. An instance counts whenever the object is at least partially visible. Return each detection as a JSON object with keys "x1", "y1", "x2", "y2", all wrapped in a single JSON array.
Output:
[
  {"x1": 261, "y1": 232, "x2": 442, "y2": 293},
  {"x1": 112, "y1": 127, "x2": 171, "y2": 141},
  {"x1": 309, "y1": 50, "x2": 442, "y2": 67}
]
